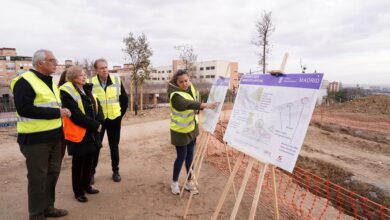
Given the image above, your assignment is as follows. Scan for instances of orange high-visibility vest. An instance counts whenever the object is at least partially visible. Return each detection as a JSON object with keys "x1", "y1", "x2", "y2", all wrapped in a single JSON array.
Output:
[
  {"x1": 60, "y1": 82, "x2": 98, "y2": 143},
  {"x1": 63, "y1": 117, "x2": 86, "y2": 142}
]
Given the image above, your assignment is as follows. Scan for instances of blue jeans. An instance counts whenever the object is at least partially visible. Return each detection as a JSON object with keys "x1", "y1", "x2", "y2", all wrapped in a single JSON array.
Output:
[{"x1": 172, "y1": 139, "x2": 196, "y2": 182}]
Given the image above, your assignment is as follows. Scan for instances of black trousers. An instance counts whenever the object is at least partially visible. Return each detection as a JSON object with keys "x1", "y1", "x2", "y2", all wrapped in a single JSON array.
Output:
[
  {"x1": 92, "y1": 116, "x2": 122, "y2": 174},
  {"x1": 172, "y1": 139, "x2": 196, "y2": 182},
  {"x1": 19, "y1": 140, "x2": 62, "y2": 216},
  {"x1": 72, "y1": 153, "x2": 94, "y2": 197}
]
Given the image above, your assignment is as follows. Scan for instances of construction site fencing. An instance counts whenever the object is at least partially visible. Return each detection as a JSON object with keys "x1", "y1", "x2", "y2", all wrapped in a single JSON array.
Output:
[
  {"x1": 0, "y1": 95, "x2": 16, "y2": 127},
  {"x1": 201, "y1": 114, "x2": 390, "y2": 220}
]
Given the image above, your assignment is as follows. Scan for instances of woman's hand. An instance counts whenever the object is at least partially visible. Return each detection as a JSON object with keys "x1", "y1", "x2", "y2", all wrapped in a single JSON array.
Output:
[{"x1": 201, "y1": 102, "x2": 219, "y2": 110}]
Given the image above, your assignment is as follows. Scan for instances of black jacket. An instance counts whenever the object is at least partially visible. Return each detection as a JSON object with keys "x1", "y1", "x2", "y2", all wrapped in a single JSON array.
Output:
[
  {"x1": 60, "y1": 83, "x2": 104, "y2": 156},
  {"x1": 12, "y1": 69, "x2": 63, "y2": 145},
  {"x1": 96, "y1": 74, "x2": 128, "y2": 118}
]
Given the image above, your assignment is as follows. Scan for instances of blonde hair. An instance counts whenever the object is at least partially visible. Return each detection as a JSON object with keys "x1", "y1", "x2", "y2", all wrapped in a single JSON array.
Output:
[{"x1": 66, "y1": 66, "x2": 84, "y2": 83}]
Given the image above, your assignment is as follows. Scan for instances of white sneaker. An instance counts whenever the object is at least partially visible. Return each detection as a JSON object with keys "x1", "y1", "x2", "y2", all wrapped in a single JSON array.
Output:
[
  {"x1": 171, "y1": 181, "x2": 180, "y2": 195},
  {"x1": 184, "y1": 180, "x2": 199, "y2": 195}
]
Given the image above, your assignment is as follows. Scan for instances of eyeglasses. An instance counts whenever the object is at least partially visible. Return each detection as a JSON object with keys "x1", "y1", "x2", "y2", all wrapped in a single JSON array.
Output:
[{"x1": 43, "y1": 59, "x2": 58, "y2": 65}]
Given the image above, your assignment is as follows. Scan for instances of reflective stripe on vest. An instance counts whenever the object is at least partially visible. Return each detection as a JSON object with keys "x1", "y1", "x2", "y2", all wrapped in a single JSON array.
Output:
[
  {"x1": 10, "y1": 71, "x2": 62, "y2": 134},
  {"x1": 89, "y1": 75, "x2": 121, "y2": 119},
  {"x1": 169, "y1": 85, "x2": 199, "y2": 133}
]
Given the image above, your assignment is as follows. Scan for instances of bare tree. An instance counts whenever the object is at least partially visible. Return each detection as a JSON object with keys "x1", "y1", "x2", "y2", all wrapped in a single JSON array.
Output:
[
  {"x1": 174, "y1": 44, "x2": 198, "y2": 79},
  {"x1": 123, "y1": 32, "x2": 153, "y2": 114},
  {"x1": 74, "y1": 59, "x2": 95, "y2": 77},
  {"x1": 252, "y1": 11, "x2": 275, "y2": 74}
]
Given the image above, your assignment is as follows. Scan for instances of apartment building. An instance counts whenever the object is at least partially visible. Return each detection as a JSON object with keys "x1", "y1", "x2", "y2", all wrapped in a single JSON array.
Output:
[
  {"x1": 0, "y1": 48, "x2": 33, "y2": 86},
  {"x1": 149, "y1": 60, "x2": 239, "y2": 91}
]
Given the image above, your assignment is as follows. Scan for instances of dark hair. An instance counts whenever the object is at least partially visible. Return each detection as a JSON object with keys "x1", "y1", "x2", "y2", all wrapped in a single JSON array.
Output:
[
  {"x1": 93, "y1": 58, "x2": 107, "y2": 69},
  {"x1": 58, "y1": 70, "x2": 68, "y2": 87},
  {"x1": 169, "y1": 69, "x2": 188, "y2": 86}
]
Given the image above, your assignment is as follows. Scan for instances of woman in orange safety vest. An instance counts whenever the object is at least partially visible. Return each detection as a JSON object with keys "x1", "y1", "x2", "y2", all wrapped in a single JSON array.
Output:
[{"x1": 59, "y1": 66, "x2": 104, "y2": 203}]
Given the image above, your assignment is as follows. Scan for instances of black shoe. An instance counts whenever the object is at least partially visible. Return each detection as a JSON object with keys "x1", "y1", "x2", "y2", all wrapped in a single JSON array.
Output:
[
  {"x1": 44, "y1": 207, "x2": 68, "y2": 217},
  {"x1": 112, "y1": 172, "x2": 121, "y2": 182},
  {"x1": 90, "y1": 175, "x2": 95, "y2": 185},
  {"x1": 86, "y1": 187, "x2": 100, "y2": 194},
  {"x1": 29, "y1": 213, "x2": 46, "y2": 220},
  {"x1": 76, "y1": 195, "x2": 88, "y2": 203}
]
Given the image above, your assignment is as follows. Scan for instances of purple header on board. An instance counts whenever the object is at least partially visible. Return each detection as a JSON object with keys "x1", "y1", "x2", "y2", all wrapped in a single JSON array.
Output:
[
  {"x1": 240, "y1": 73, "x2": 324, "y2": 89},
  {"x1": 213, "y1": 77, "x2": 230, "y2": 86}
]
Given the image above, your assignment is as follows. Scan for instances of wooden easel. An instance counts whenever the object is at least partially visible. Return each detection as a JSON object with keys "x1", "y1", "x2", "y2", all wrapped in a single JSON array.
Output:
[
  {"x1": 181, "y1": 123, "x2": 241, "y2": 219},
  {"x1": 210, "y1": 152, "x2": 280, "y2": 220},
  {"x1": 211, "y1": 53, "x2": 289, "y2": 219}
]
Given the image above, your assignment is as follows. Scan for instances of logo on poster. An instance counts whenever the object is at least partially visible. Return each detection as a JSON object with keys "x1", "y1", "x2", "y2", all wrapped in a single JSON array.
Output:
[
  {"x1": 277, "y1": 155, "x2": 283, "y2": 161},
  {"x1": 299, "y1": 77, "x2": 320, "y2": 83}
]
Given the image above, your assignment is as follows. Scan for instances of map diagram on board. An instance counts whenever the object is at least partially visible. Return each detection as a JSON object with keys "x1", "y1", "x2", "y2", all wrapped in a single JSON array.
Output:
[
  {"x1": 201, "y1": 77, "x2": 230, "y2": 133},
  {"x1": 223, "y1": 73, "x2": 323, "y2": 172}
]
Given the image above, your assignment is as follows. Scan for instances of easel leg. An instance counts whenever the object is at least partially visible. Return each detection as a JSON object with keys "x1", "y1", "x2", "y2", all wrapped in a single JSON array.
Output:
[
  {"x1": 224, "y1": 143, "x2": 237, "y2": 198},
  {"x1": 220, "y1": 122, "x2": 237, "y2": 199},
  {"x1": 230, "y1": 158, "x2": 255, "y2": 220},
  {"x1": 211, "y1": 153, "x2": 244, "y2": 220},
  {"x1": 180, "y1": 132, "x2": 210, "y2": 197},
  {"x1": 271, "y1": 166, "x2": 280, "y2": 220},
  {"x1": 182, "y1": 133, "x2": 211, "y2": 219},
  {"x1": 249, "y1": 163, "x2": 268, "y2": 220}
]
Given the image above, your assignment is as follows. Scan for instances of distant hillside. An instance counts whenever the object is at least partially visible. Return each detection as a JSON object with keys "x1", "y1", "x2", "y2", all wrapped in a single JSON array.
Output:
[{"x1": 329, "y1": 95, "x2": 390, "y2": 115}]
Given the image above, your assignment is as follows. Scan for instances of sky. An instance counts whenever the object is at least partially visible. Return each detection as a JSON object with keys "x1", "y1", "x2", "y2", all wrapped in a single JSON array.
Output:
[{"x1": 1, "y1": 0, "x2": 389, "y2": 85}]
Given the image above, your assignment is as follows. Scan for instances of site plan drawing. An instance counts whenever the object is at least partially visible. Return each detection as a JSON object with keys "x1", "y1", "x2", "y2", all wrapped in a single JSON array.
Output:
[
  {"x1": 224, "y1": 73, "x2": 323, "y2": 172},
  {"x1": 201, "y1": 77, "x2": 230, "y2": 133}
]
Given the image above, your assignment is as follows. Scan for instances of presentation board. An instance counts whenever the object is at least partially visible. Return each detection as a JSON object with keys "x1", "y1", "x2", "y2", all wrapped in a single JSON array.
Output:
[
  {"x1": 201, "y1": 77, "x2": 230, "y2": 133},
  {"x1": 224, "y1": 73, "x2": 323, "y2": 172}
]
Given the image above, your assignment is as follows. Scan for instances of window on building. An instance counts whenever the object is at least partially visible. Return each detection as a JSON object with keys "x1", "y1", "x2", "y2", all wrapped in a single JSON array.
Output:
[
  {"x1": 206, "y1": 67, "x2": 210, "y2": 70},
  {"x1": 168, "y1": 70, "x2": 172, "y2": 73},
  {"x1": 152, "y1": 77, "x2": 158, "y2": 80},
  {"x1": 200, "y1": 75, "x2": 204, "y2": 79},
  {"x1": 200, "y1": 67, "x2": 204, "y2": 71},
  {"x1": 161, "y1": 70, "x2": 165, "y2": 73},
  {"x1": 210, "y1": 66, "x2": 215, "y2": 70},
  {"x1": 158, "y1": 71, "x2": 160, "y2": 73},
  {"x1": 210, "y1": 75, "x2": 215, "y2": 78},
  {"x1": 162, "y1": 77, "x2": 165, "y2": 80},
  {"x1": 206, "y1": 75, "x2": 211, "y2": 78}
]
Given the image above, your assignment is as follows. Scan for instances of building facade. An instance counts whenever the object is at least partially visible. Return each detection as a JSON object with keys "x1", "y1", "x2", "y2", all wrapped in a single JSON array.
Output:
[
  {"x1": 149, "y1": 60, "x2": 239, "y2": 91},
  {"x1": 0, "y1": 48, "x2": 33, "y2": 86}
]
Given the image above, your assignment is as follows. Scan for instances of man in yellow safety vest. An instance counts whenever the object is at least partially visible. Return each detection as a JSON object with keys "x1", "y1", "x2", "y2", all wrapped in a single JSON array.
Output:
[
  {"x1": 89, "y1": 58, "x2": 128, "y2": 183},
  {"x1": 11, "y1": 49, "x2": 69, "y2": 220}
]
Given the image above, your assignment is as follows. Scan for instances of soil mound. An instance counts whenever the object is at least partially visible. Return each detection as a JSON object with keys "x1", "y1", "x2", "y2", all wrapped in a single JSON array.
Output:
[{"x1": 329, "y1": 95, "x2": 390, "y2": 115}]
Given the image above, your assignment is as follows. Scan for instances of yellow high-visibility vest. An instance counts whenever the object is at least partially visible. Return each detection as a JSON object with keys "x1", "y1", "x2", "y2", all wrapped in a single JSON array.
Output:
[
  {"x1": 169, "y1": 85, "x2": 199, "y2": 133},
  {"x1": 10, "y1": 71, "x2": 62, "y2": 134},
  {"x1": 89, "y1": 75, "x2": 121, "y2": 120}
]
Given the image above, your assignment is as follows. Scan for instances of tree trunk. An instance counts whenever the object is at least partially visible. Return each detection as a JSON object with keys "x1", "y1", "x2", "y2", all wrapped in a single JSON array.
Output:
[
  {"x1": 129, "y1": 78, "x2": 134, "y2": 112},
  {"x1": 135, "y1": 81, "x2": 138, "y2": 115},
  {"x1": 140, "y1": 83, "x2": 143, "y2": 112},
  {"x1": 262, "y1": 36, "x2": 266, "y2": 74}
]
